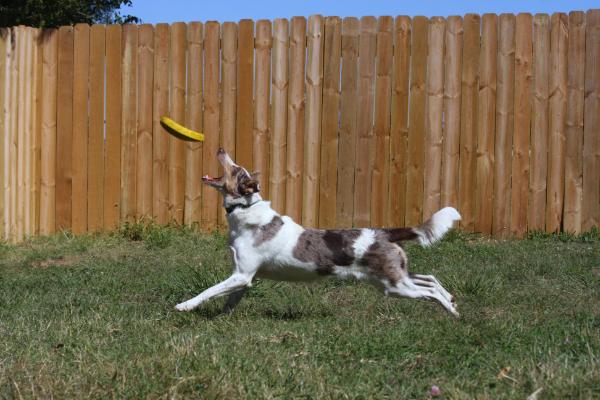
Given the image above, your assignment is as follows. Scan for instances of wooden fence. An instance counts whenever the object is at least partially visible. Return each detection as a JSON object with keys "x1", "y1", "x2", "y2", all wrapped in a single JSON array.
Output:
[{"x1": 1, "y1": 10, "x2": 599, "y2": 242}]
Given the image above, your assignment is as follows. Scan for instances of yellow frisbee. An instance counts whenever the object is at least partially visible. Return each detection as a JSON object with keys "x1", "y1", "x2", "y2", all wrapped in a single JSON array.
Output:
[{"x1": 160, "y1": 117, "x2": 205, "y2": 142}]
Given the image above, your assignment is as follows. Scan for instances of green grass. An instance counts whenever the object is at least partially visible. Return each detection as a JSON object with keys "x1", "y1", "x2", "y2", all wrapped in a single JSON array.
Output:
[{"x1": 1, "y1": 226, "x2": 599, "y2": 399}]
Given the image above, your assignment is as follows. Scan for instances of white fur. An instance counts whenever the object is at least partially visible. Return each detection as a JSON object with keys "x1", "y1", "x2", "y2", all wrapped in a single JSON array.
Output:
[
  {"x1": 352, "y1": 229, "x2": 376, "y2": 258},
  {"x1": 416, "y1": 207, "x2": 462, "y2": 247}
]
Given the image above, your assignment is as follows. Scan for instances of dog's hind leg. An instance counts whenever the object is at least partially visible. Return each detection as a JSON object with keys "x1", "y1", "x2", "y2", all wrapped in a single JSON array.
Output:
[
  {"x1": 175, "y1": 273, "x2": 253, "y2": 312},
  {"x1": 410, "y1": 273, "x2": 455, "y2": 304},
  {"x1": 384, "y1": 277, "x2": 459, "y2": 318},
  {"x1": 221, "y1": 288, "x2": 247, "y2": 314}
]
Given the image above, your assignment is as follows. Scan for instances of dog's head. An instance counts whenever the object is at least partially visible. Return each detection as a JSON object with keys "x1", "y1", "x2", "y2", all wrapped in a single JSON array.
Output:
[{"x1": 202, "y1": 148, "x2": 260, "y2": 199}]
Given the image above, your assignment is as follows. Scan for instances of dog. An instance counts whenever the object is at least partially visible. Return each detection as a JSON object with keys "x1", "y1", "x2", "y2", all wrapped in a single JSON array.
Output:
[{"x1": 175, "y1": 148, "x2": 461, "y2": 317}]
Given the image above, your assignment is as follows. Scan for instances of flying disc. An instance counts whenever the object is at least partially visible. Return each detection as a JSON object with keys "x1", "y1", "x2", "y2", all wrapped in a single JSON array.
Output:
[{"x1": 160, "y1": 117, "x2": 205, "y2": 142}]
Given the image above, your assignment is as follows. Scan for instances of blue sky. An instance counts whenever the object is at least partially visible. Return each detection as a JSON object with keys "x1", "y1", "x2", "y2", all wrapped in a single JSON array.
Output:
[{"x1": 121, "y1": 0, "x2": 599, "y2": 24}]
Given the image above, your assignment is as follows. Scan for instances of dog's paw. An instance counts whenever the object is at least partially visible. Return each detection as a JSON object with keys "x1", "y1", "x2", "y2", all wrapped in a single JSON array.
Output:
[{"x1": 175, "y1": 301, "x2": 195, "y2": 312}]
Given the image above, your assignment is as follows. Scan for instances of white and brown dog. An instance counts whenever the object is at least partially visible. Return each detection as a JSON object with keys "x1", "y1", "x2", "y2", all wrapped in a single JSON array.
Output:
[{"x1": 175, "y1": 148, "x2": 461, "y2": 317}]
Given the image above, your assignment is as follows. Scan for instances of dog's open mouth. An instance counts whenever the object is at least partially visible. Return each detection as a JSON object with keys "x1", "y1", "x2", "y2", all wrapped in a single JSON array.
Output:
[
  {"x1": 202, "y1": 175, "x2": 223, "y2": 186},
  {"x1": 202, "y1": 175, "x2": 221, "y2": 182}
]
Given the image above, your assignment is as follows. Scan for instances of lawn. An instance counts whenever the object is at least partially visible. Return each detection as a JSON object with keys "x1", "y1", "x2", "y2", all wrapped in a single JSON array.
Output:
[{"x1": 0, "y1": 225, "x2": 599, "y2": 399}]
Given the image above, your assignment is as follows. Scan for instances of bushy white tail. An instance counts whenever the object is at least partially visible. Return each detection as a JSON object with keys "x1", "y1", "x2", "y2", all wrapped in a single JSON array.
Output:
[{"x1": 415, "y1": 207, "x2": 461, "y2": 246}]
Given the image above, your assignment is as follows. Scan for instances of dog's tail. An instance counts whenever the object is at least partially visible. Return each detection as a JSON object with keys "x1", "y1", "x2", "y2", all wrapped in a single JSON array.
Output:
[{"x1": 382, "y1": 207, "x2": 461, "y2": 247}]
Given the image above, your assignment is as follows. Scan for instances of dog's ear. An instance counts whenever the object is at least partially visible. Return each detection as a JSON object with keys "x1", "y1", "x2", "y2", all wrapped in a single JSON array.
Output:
[
  {"x1": 241, "y1": 179, "x2": 260, "y2": 195},
  {"x1": 250, "y1": 171, "x2": 260, "y2": 179}
]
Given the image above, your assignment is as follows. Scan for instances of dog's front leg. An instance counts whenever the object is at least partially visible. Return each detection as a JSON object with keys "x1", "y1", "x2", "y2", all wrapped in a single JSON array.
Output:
[
  {"x1": 175, "y1": 273, "x2": 252, "y2": 312},
  {"x1": 221, "y1": 288, "x2": 247, "y2": 314}
]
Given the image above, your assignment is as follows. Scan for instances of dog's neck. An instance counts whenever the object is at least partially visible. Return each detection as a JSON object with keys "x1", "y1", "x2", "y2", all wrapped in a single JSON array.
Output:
[
  {"x1": 224, "y1": 193, "x2": 280, "y2": 235},
  {"x1": 223, "y1": 192, "x2": 263, "y2": 215}
]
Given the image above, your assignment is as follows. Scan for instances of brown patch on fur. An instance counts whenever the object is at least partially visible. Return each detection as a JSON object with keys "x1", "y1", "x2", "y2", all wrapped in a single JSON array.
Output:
[
  {"x1": 360, "y1": 239, "x2": 406, "y2": 285},
  {"x1": 381, "y1": 227, "x2": 419, "y2": 243},
  {"x1": 253, "y1": 216, "x2": 284, "y2": 246},
  {"x1": 292, "y1": 229, "x2": 361, "y2": 275}
]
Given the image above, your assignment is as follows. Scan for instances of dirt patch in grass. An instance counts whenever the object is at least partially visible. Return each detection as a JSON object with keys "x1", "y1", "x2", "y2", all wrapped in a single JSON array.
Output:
[{"x1": 32, "y1": 255, "x2": 81, "y2": 269}]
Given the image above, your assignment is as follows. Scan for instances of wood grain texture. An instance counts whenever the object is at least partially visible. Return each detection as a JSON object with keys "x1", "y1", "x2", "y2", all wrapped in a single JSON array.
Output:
[
  {"x1": 423, "y1": 17, "x2": 445, "y2": 220},
  {"x1": 32, "y1": 29, "x2": 42, "y2": 236},
  {"x1": 441, "y1": 16, "x2": 462, "y2": 210},
  {"x1": 529, "y1": 14, "x2": 550, "y2": 231},
  {"x1": 336, "y1": 17, "x2": 359, "y2": 228},
  {"x1": 269, "y1": 19, "x2": 288, "y2": 215},
  {"x1": 563, "y1": 11, "x2": 586, "y2": 233},
  {"x1": 493, "y1": 14, "x2": 515, "y2": 237},
  {"x1": 388, "y1": 16, "x2": 411, "y2": 227},
  {"x1": 545, "y1": 13, "x2": 568, "y2": 233},
  {"x1": 28, "y1": 28, "x2": 40, "y2": 237},
  {"x1": 405, "y1": 16, "x2": 428, "y2": 226},
  {"x1": 318, "y1": 16, "x2": 341, "y2": 229},
  {"x1": 56, "y1": 26, "x2": 74, "y2": 232},
  {"x1": 303, "y1": 15, "x2": 324, "y2": 227},
  {"x1": 254, "y1": 20, "x2": 272, "y2": 200},
  {"x1": 8, "y1": 27, "x2": 17, "y2": 240},
  {"x1": 475, "y1": 14, "x2": 497, "y2": 235},
  {"x1": 88, "y1": 25, "x2": 105, "y2": 231},
  {"x1": 104, "y1": 25, "x2": 122, "y2": 230},
  {"x1": 201, "y1": 22, "x2": 220, "y2": 231},
  {"x1": 458, "y1": 14, "x2": 480, "y2": 232},
  {"x1": 120, "y1": 24, "x2": 138, "y2": 222},
  {"x1": 236, "y1": 19, "x2": 254, "y2": 170},
  {"x1": 168, "y1": 22, "x2": 186, "y2": 224},
  {"x1": 221, "y1": 22, "x2": 237, "y2": 155},
  {"x1": 11, "y1": 26, "x2": 24, "y2": 242},
  {"x1": 136, "y1": 24, "x2": 154, "y2": 220},
  {"x1": 22, "y1": 28, "x2": 34, "y2": 238},
  {"x1": 353, "y1": 16, "x2": 376, "y2": 227},
  {"x1": 510, "y1": 13, "x2": 533, "y2": 237},
  {"x1": 582, "y1": 9, "x2": 600, "y2": 231},
  {"x1": 72, "y1": 24, "x2": 89, "y2": 234},
  {"x1": 219, "y1": 22, "x2": 238, "y2": 228},
  {"x1": 0, "y1": 28, "x2": 8, "y2": 238},
  {"x1": 184, "y1": 22, "x2": 203, "y2": 226},
  {"x1": 285, "y1": 17, "x2": 306, "y2": 221},
  {"x1": 152, "y1": 24, "x2": 169, "y2": 224},
  {"x1": 372, "y1": 16, "x2": 393, "y2": 227},
  {"x1": 16, "y1": 27, "x2": 28, "y2": 240}
]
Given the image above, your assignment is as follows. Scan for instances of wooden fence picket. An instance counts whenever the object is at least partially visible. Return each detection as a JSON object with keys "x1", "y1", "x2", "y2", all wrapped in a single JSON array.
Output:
[
  {"x1": 441, "y1": 16, "x2": 462, "y2": 212},
  {"x1": 137, "y1": 24, "x2": 154, "y2": 220},
  {"x1": 510, "y1": 13, "x2": 533, "y2": 237},
  {"x1": 184, "y1": 22, "x2": 203, "y2": 226},
  {"x1": 475, "y1": 14, "x2": 497, "y2": 235},
  {"x1": 319, "y1": 16, "x2": 342, "y2": 229},
  {"x1": 458, "y1": 14, "x2": 480, "y2": 232},
  {"x1": 72, "y1": 24, "x2": 89, "y2": 234},
  {"x1": 270, "y1": 19, "x2": 288, "y2": 215},
  {"x1": 529, "y1": 14, "x2": 550, "y2": 231},
  {"x1": 337, "y1": 17, "x2": 359, "y2": 228},
  {"x1": 303, "y1": 15, "x2": 324, "y2": 227},
  {"x1": 493, "y1": 14, "x2": 515, "y2": 238},
  {"x1": 406, "y1": 16, "x2": 428, "y2": 227},
  {"x1": 563, "y1": 12, "x2": 586, "y2": 233},
  {"x1": 388, "y1": 16, "x2": 411, "y2": 228},
  {"x1": 423, "y1": 17, "x2": 445, "y2": 220},
  {"x1": 372, "y1": 16, "x2": 393, "y2": 228},
  {"x1": 285, "y1": 17, "x2": 306, "y2": 222}
]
